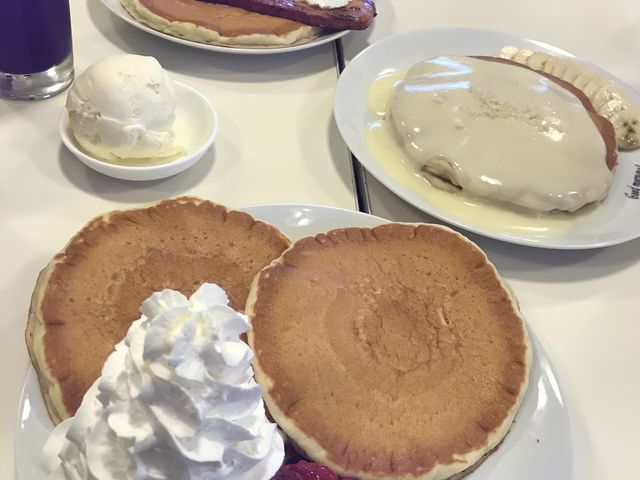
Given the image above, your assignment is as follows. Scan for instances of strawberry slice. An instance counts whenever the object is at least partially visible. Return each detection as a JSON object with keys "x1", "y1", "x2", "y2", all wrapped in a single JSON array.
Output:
[{"x1": 272, "y1": 460, "x2": 358, "y2": 480}]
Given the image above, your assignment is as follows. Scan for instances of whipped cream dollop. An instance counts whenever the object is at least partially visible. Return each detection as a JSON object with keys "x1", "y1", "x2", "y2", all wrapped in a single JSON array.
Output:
[
  {"x1": 43, "y1": 283, "x2": 284, "y2": 480},
  {"x1": 299, "y1": 0, "x2": 350, "y2": 8}
]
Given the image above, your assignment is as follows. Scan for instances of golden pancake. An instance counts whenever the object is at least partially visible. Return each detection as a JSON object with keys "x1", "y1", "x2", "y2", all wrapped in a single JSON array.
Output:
[
  {"x1": 26, "y1": 197, "x2": 290, "y2": 424},
  {"x1": 121, "y1": 0, "x2": 320, "y2": 47},
  {"x1": 247, "y1": 223, "x2": 530, "y2": 480}
]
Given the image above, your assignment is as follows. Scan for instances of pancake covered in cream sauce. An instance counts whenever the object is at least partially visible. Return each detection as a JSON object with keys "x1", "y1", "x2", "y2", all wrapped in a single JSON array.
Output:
[{"x1": 386, "y1": 55, "x2": 617, "y2": 212}]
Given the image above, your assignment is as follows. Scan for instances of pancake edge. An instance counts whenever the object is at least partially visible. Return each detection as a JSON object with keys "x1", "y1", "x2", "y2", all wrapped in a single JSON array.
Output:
[
  {"x1": 246, "y1": 222, "x2": 532, "y2": 480},
  {"x1": 120, "y1": 0, "x2": 322, "y2": 47},
  {"x1": 26, "y1": 258, "x2": 69, "y2": 424}
]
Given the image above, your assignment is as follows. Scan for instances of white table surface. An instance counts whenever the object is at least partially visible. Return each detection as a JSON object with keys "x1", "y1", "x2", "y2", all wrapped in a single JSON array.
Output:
[
  {"x1": 344, "y1": 2, "x2": 640, "y2": 480},
  {"x1": 0, "y1": 0, "x2": 355, "y2": 477},
  {"x1": 2, "y1": 0, "x2": 639, "y2": 479}
]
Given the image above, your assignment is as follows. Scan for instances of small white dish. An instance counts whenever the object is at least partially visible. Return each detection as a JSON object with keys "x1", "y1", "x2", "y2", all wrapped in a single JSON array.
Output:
[
  {"x1": 99, "y1": 0, "x2": 349, "y2": 55},
  {"x1": 60, "y1": 81, "x2": 217, "y2": 181}
]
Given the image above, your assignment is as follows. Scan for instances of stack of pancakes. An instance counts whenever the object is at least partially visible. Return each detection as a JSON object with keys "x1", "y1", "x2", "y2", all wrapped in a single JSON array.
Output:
[
  {"x1": 27, "y1": 199, "x2": 530, "y2": 479},
  {"x1": 121, "y1": 0, "x2": 376, "y2": 48}
]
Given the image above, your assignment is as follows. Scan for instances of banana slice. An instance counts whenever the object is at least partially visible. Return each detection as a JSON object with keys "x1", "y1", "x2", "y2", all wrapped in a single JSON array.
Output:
[
  {"x1": 609, "y1": 111, "x2": 640, "y2": 150},
  {"x1": 548, "y1": 58, "x2": 574, "y2": 80},
  {"x1": 512, "y1": 48, "x2": 535, "y2": 64},
  {"x1": 526, "y1": 52, "x2": 551, "y2": 71},
  {"x1": 582, "y1": 79, "x2": 604, "y2": 99},
  {"x1": 499, "y1": 45, "x2": 519, "y2": 60},
  {"x1": 598, "y1": 97, "x2": 627, "y2": 118},
  {"x1": 500, "y1": 45, "x2": 640, "y2": 150},
  {"x1": 572, "y1": 71, "x2": 598, "y2": 90},
  {"x1": 539, "y1": 56, "x2": 557, "y2": 75},
  {"x1": 560, "y1": 64, "x2": 585, "y2": 85},
  {"x1": 591, "y1": 85, "x2": 622, "y2": 109}
]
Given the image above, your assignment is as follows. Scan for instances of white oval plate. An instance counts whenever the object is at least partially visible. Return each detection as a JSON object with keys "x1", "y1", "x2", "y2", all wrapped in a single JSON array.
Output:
[
  {"x1": 334, "y1": 27, "x2": 640, "y2": 249},
  {"x1": 15, "y1": 204, "x2": 571, "y2": 479},
  {"x1": 100, "y1": 0, "x2": 348, "y2": 54},
  {"x1": 60, "y1": 81, "x2": 218, "y2": 181}
]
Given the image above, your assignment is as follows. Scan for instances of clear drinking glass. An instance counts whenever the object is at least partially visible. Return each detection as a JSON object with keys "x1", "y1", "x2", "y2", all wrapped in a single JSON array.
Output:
[{"x1": 0, "y1": 0, "x2": 74, "y2": 100}]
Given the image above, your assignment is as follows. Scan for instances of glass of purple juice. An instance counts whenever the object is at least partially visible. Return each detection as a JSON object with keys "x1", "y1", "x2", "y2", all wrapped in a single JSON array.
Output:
[{"x1": 0, "y1": 0, "x2": 74, "y2": 100}]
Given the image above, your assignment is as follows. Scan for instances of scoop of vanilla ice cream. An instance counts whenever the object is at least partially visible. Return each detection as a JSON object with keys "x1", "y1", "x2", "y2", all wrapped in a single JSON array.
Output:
[
  {"x1": 66, "y1": 54, "x2": 182, "y2": 161},
  {"x1": 43, "y1": 283, "x2": 284, "y2": 480}
]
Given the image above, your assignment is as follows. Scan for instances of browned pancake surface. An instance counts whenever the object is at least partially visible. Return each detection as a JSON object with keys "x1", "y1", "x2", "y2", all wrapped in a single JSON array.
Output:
[
  {"x1": 204, "y1": 0, "x2": 376, "y2": 30},
  {"x1": 26, "y1": 197, "x2": 289, "y2": 423},
  {"x1": 139, "y1": 0, "x2": 310, "y2": 36},
  {"x1": 248, "y1": 224, "x2": 529, "y2": 479}
]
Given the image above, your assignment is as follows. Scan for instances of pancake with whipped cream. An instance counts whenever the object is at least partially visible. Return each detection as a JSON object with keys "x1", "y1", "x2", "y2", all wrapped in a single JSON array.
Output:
[
  {"x1": 387, "y1": 55, "x2": 617, "y2": 212},
  {"x1": 121, "y1": 0, "x2": 320, "y2": 47},
  {"x1": 247, "y1": 223, "x2": 531, "y2": 480},
  {"x1": 26, "y1": 197, "x2": 290, "y2": 424},
  {"x1": 43, "y1": 284, "x2": 285, "y2": 480}
]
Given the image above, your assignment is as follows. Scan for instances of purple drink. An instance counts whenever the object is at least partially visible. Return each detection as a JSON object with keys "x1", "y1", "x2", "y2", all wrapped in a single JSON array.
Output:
[{"x1": 0, "y1": 0, "x2": 74, "y2": 100}]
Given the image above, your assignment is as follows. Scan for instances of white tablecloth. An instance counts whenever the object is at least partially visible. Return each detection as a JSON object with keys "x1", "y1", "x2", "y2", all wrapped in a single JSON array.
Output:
[{"x1": 1, "y1": 0, "x2": 639, "y2": 478}]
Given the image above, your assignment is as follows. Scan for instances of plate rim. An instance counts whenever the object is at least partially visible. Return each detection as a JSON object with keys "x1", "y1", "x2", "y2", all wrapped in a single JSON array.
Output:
[
  {"x1": 98, "y1": 0, "x2": 349, "y2": 55},
  {"x1": 334, "y1": 26, "x2": 640, "y2": 250}
]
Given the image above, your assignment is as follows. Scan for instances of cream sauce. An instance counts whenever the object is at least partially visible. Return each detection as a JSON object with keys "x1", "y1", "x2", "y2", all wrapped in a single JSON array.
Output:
[{"x1": 366, "y1": 68, "x2": 600, "y2": 237}]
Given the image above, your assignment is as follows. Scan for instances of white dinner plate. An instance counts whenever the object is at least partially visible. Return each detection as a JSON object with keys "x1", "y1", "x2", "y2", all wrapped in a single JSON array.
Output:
[
  {"x1": 334, "y1": 27, "x2": 640, "y2": 249},
  {"x1": 99, "y1": 0, "x2": 348, "y2": 54},
  {"x1": 15, "y1": 204, "x2": 571, "y2": 479}
]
